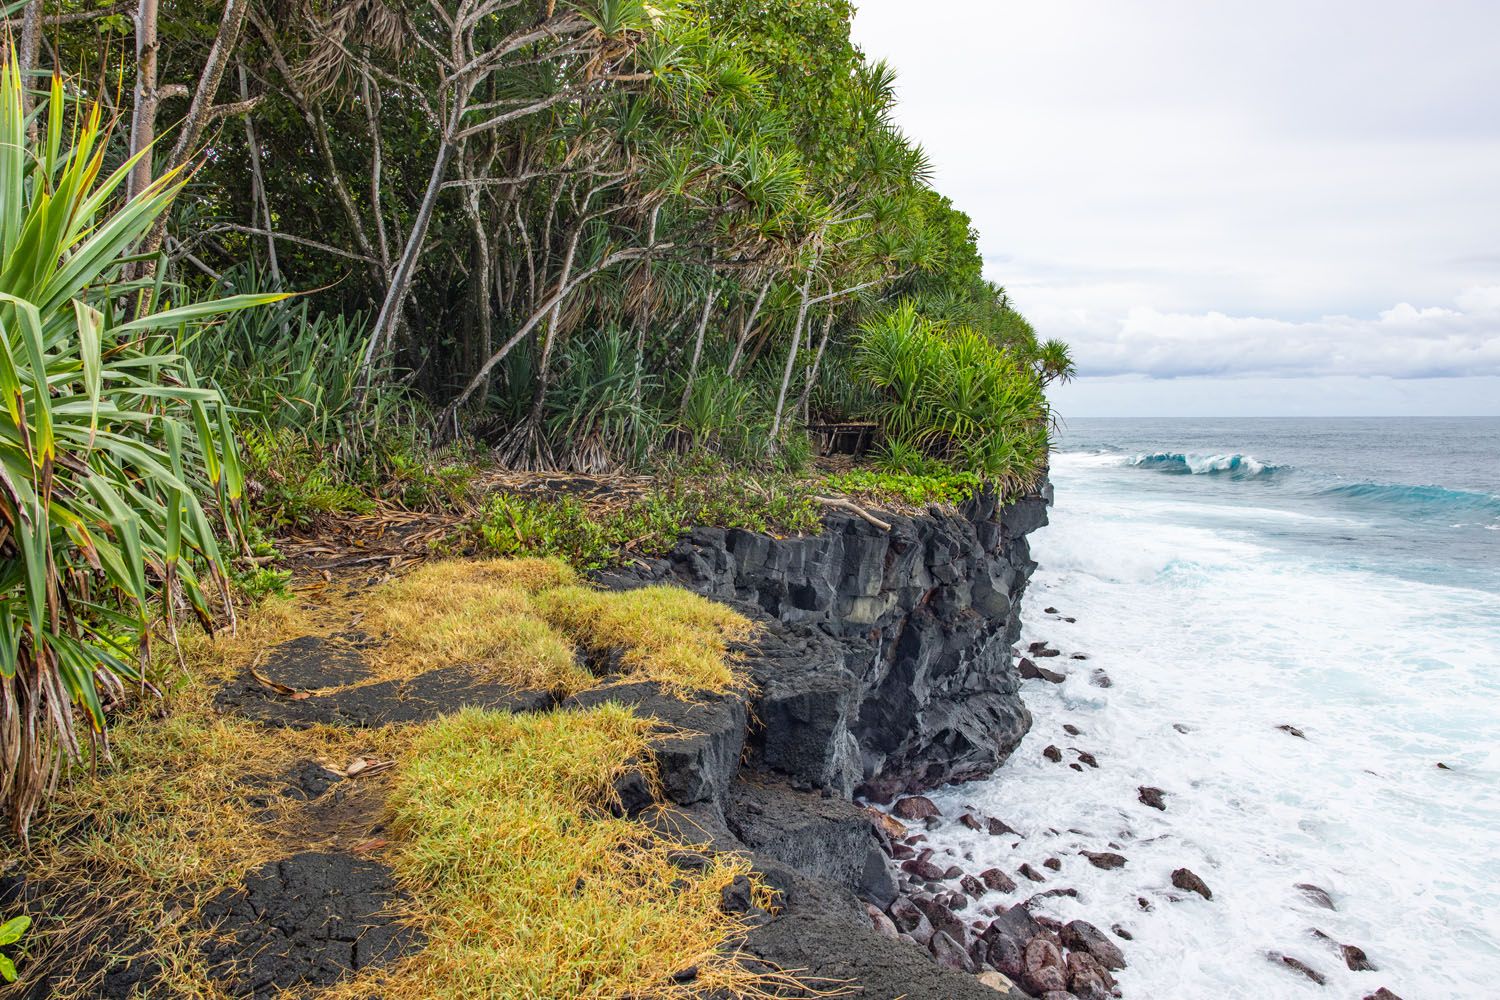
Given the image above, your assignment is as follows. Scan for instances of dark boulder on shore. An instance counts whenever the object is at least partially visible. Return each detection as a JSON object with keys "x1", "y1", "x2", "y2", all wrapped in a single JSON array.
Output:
[
  {"x1": 1138, "y1": 785, "x2": 1167, "y2": 810},
  {"x1": 893, "y1": 795, "x2": 942, "y2": 821},
  {"x1": 1082, "y1": 850, "x2": 1127, "y2": 870},
  {"x1": 1172, "y1": 867, "x2": 1214, "y2": 899}
]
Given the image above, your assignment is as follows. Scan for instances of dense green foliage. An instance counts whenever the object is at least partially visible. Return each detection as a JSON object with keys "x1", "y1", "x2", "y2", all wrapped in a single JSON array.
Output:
[
  {"x1": 855, "y1": 300, "x2": 1051, "y2": 491},
  {"x1": 0, "y1": 0, "x2": 1073, "y2": 840},
  {"x1": 0, "y1": 64, "x2": 281, "y2": 837},
  {"x1": 23, "y1": 0, "x2": 1068, "y2": 479}
]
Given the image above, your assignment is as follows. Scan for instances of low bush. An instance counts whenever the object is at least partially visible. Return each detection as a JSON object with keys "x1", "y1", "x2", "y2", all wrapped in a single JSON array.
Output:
[
  {"x1": 822, "y1": 467, "x2": 982, "y2": 507},
  {"x1": 854, "y1": 299, "x2": 1050, "y2": 493}
]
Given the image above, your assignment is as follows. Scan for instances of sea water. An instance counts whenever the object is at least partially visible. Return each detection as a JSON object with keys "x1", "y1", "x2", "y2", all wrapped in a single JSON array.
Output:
[{"x1": 923, "y1": 417, "x2": 1500, "y2": 998}]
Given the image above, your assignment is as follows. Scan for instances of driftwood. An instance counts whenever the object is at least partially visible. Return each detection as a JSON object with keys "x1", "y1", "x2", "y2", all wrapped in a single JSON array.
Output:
[{"x1": 813, "y1": 495, "x2": 891, "y2": 532}]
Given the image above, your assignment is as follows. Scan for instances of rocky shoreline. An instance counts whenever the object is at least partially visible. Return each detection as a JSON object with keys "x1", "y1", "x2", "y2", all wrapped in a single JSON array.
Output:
[
  {"x1": 604, "y1": 483, "x2": 1124, "y2": 997},
  {"x1": 863, "y1": 609, "x2": 1410, "y2": 1000}
]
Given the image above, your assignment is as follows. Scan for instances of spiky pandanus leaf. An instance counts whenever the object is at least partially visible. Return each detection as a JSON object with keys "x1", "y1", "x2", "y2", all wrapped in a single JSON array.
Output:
[{"x1": 0, "y1": 57, "x2": 285, "y2": 840}]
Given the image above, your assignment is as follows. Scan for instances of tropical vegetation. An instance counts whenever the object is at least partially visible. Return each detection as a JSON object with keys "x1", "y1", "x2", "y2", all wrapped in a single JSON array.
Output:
[{"x1": 0, "y1": 0, "x2": 1073, "y2": 966}]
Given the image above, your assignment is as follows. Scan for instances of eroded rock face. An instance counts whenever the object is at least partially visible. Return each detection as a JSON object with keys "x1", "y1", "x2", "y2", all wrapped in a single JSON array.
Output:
[{"x1": 615, "y1": 486, "x2": 1048, "y2": 800}]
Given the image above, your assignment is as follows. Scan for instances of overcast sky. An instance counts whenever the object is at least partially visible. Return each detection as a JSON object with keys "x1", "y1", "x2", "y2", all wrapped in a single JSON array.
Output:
[{"x1": 850, "y1": 0, "x2": 1500, "y2": 416}]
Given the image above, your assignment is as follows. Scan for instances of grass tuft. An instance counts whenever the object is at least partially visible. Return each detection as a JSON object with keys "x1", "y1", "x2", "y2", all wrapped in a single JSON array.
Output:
[
  {"x1": 363, "y1": 559, "x2": 590, "y2": 691},
  {"x1": 325, "y1": 705, "x2": 786, "y2": 1000},
  {"x1": 534, "y1": 585, "x2": 754, "y2": 695},
  {"x1": 361, "y1": 559, "x2": 751, "y2": 695}
]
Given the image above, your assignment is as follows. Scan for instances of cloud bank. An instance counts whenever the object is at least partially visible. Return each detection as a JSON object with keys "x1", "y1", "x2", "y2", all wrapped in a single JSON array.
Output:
[{"x1": 1028, "y1": 286, "x2": 1500, "y2": 380}]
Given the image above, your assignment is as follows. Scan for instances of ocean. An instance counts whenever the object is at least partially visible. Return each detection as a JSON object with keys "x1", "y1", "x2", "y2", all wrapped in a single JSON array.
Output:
[{"x1": 922, "y1": 417, "x2": 1500, "y2": 998}]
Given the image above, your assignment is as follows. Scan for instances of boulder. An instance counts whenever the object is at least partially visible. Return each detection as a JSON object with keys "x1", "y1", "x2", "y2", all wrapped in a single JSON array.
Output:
[
  {"x1": 1082, "y1": 851, "x2": 1127, "y2": 870},
  {"x1": 1061, "y1": 919, "x2": 1126, "y2": 970},
  {"x1": 1171, "y1": 867, "x2": 1213, "y2": 899},
  {"x1": 894, "y1": 795, "x2": 942, "y2": 821}
]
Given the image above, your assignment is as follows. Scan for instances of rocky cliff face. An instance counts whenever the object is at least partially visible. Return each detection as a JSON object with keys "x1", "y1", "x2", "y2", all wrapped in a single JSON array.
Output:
[
  {"x1": 596, "y1": 484, "x2": 1050, "y2": 999},
  {"x1": 620, "y1": 484, "x2": 1050, "y2": 802}
]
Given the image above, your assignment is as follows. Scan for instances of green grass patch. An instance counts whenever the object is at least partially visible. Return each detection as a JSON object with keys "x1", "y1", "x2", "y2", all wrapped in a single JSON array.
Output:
[
  {"x1": 473, "y1": 468, "x2": 822, "y2": 571},
  {"x1": 821, "y1": 467, "x2": 982, "y2": 507}
]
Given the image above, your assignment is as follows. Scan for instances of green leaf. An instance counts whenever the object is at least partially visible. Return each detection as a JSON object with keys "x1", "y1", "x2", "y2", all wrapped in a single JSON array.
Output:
[{"x1": 0, "y1": 915, "x2": 30, "y2": 946}]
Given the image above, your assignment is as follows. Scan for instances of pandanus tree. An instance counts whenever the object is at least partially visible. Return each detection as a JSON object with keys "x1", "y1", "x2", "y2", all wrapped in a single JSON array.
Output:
[{"x1": 0, "y1": 61, "x2": 283, "y2": 840}]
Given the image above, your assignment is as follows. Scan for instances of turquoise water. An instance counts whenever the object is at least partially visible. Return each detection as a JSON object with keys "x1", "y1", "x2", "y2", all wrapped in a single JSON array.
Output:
[{"x1": 924, "y1": 417, "x2": 1500, "y2": 998}]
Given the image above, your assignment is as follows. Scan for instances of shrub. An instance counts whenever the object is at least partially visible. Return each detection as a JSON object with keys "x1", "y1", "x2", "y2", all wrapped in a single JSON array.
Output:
[
  {"x1": 0, "y1": 914, "x2": 28, "y2": 983},
  {"x1": 822, "y1": 468, "x2": 982, "y2": 507},
  {"x1": 854, "y1": 299, "x2": 1050, "y2": 493},
  {"x1": 0, "y1": 64, "x2": 283, "y2": 838}
]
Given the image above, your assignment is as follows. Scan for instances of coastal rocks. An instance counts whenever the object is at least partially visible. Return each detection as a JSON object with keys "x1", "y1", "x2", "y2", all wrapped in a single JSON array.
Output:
[
  {"x1": 893, "y1": 795, "x2": 942, "y2": 821},
  {"x1": 632, "y1": 487, "x2": 1048, "y2": 800},
  {"x1": 1171, "y1": 867, "x2": 1213, "y2": 900},
  {"x1": 725, "y1": 777, "x2": 871, "y2": 891},
  {"x1": 981, "y1": 868, "x2": 1019, "y2": 893},
  {"x1": 1082, "y1": 851, "x2": 1127, "y2": 870},
  {"x1": 1061, "y1": 919, "x2": 1126, "y2": 970},
  {"x1": 566, "y1": 682, "x2": 746, "y2": 808},
  {"x1": 1042, "y1": 745, "x2": 1063, "y2": 762},
  {"x1": 1295, "y1": 882, "x2": 1336, "y2": 909},
  {"x1": 1137, "y1": 786, "x2": 1166, "y2": 810},
  {"x1": 1267, "y1": 951, "x2": 1327, "y2": 985},
  {"x1": 1018, "y1": 658, "x2": 1067, "y2": 684},
  {"x1": 1277, "y1": 724, "x2": 1308, "y2": 739}
]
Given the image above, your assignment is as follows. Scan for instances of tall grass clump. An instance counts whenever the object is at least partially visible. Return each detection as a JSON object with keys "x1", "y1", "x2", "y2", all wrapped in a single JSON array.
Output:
[
  {"x1": 0, "y1": 60, "x2": 282, "y2": 839},
  {"x1": 854, "y1": 299, "x2": 1050, "y2": 493}
]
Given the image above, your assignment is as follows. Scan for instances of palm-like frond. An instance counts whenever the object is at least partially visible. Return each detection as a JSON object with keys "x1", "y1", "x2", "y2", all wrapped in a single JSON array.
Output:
[{"x1": 0, "y1": 61, "x2": 284, "y2": 840}]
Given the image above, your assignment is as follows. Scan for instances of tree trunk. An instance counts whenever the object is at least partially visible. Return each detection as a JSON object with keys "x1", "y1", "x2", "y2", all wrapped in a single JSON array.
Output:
[
  {"x1": 679, "y1": 286, "x2": 719, "y2": 411},
  {"x1": 361, "y1": 115, "x2": 460, "y2": 392},
  {"x1": 236, "y1": 62, "x2": 278, "y2": 285},
  {"x1": 127, "y1": 0, "x2": 161, "y2": 203},
  {"x1": 796, "y1": 304, "x2": 836, "y2": 421},
  {"x1": 17, "y1": 1, "x2": 42, "y2": 119},
  {"x1": 769, "y1": 269, "x2": 814, "y2": 440},
  {"x1": 725, "y1": 274, "x2": 771, "y2": 376}
]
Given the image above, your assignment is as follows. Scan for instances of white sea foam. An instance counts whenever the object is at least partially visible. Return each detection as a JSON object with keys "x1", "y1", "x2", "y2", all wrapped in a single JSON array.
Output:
[{"x1": 920, "y1": 457, "x2": 1500, "y2": 998}]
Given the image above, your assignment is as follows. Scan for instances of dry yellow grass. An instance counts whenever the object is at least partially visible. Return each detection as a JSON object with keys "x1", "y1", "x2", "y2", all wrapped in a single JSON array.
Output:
[
  {"x1": 325, "y1": 706, "x2": 793, "y2": 1000},
  {"x1": 13, "y1": 598, "x2": 404, "y2": 999},
  {"x1": 361, "y1": 559, "x2": 753, "y2": 696},
  {"x1": 534, "y1": 584, "x2": 755, "y2": 695},
  {"x1": 9, "y1": 561, "x2": 777, "y2": 999}
]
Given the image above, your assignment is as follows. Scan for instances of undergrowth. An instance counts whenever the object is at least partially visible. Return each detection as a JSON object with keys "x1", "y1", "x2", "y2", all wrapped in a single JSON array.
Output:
[
  {"x1": 473, "y1": 464, "x2": 822, "y2": 570},
  {"x1": 821, "y1": 467, "x2": 982, "y2": 507}
]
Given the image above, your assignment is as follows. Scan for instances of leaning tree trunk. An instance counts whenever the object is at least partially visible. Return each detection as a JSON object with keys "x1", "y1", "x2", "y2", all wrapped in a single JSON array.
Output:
[
  {"x1": 769, "y1": 269, "x2": 814, "y2": 440},
  {"x1": 725, "y1": 274, "x2": 771, "y2": 376},
  {"x1": 679, "y1": 287, "x2": 720, "y2": 411}
]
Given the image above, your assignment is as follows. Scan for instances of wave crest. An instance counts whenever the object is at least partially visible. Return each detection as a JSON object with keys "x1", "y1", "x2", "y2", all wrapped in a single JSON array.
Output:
[
  {"x1": 1127, "y1": 451, "x2": 1285, "y2": 479},
  {"x1": 1318, "y1": 482, "x2": 1500, "y2": 520}
]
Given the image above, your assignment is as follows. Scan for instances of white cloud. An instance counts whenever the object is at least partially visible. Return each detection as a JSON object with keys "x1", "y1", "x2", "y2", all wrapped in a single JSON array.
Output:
[
  {"x1": 851, "y1": 0, "x2": 1500, "y2": 410},
  {"x1": 1023, "y1": 286, "x2": 1500, "y2": 379}
]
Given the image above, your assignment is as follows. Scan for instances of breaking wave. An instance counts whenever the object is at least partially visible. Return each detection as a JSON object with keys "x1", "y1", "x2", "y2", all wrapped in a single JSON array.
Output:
[{"x1": 1127, "y1": 451, "x2": 1285, "y2": 478}]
